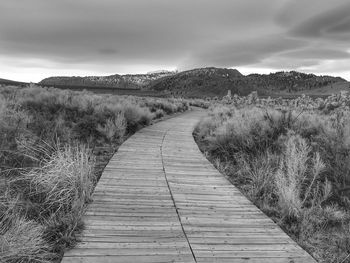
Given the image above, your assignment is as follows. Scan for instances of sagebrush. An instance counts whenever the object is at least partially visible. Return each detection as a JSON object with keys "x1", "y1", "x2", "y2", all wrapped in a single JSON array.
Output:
[
  {"x1": 195, "y1": 103, "x2": 350, "y2": 263},
  {"x1": 0, "y1": 84, "x2": 189, "y2": 262}
]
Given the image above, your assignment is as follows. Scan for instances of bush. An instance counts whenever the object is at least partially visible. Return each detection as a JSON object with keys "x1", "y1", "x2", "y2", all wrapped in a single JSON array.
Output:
[
  {"x1": 123, "y1": 104, "x2": 153, "y2": 133},
  {"x1": 97, "y1": 113, "x2": 126, "y2": 143},
  {"x1": 1, "y1": 144, "x2": 95, "y2": 259},
  {"x1": 25, "y1": 145, "x2": 94, "y2": 215},
  {"x1": 0, "y1": 212, "x2": 53, "y2": 263},
  {"x1": 3, "y1": 85, "x2": 188, "y2": 147},
  {"x1": 194, "y1": 104, "x2": 350, "y2": 262},
  {"x1": 275, "y1": 132, "x2": 325, "y2": 219},
  {"x1": 0, "y1": 84, "x2": 190, "y2": 261}
]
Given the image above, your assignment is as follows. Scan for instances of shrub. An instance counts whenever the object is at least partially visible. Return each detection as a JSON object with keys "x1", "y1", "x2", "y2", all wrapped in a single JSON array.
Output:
[
  {"x1": 1, "y1": 144, "x2": 94, "y2": 260},
  {"x1": 0, "y1": 210, "x2": 53, "y2": 263},
  {"x1": 0, "y1": 84, "x2": 190, "y2": 261},
  {"x1": 195, "y1": 104, "x2": 350, "y2": 262},
  {"x1": 238, "y1": 152, "x2": 277, "y2": 205},
  {"x1": 275, "y1": 132, "x2": 310, "y2": 219},
  {"x1": 154, "y1": 109, "x2": 165, "y2": 119},
  {"x1": 73, "y1": 115, "x2": 101, "y2": 143},
  {"x1": 25, "y1": 145, "x2": 94, "y2": 214},
  {"x1": 97, "y1": 113, "x2": 127, "y2": 142},
  {"x1": 123, "y1": 104, "x2": 153, "y2": 133}
]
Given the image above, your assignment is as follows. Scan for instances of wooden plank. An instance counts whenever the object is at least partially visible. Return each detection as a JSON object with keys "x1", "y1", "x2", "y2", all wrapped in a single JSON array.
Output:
[
  {"x1": 62, "y1": 255, "x2": 195, "y2": 263},
  {"x1": 63, "y1": 247, "x2": 193, "y2": 256}
]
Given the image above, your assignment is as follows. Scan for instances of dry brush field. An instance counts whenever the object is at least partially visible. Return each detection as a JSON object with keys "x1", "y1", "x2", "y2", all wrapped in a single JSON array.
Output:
[
  {"x1": 0, "y1": 84, "x2": 189, "y2": 262},
  {"x1": 194, "y1": 91, "x2": 350, "y2": 263},
  {"x1": 1, "y1": 84, "x2": 350, "y2": 263}
]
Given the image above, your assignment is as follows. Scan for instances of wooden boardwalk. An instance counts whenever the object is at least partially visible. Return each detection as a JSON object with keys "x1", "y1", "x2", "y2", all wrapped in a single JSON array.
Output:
[{"x1": 62, "y1": 110, "x2": 316, "y2": 263}]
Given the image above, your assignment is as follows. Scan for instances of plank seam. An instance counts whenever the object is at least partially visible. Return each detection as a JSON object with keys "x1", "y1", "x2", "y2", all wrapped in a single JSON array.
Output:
[{"x1": 160, "y1": 128, "x2": 198, "y2": 263}]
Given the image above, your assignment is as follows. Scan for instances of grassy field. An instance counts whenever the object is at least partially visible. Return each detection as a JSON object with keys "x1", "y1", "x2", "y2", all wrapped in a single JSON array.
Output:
[
  {"x1": 0, "y1": 84, "x2": 189, "y2": 262},
  {"x1": 194, "y1": 92, "x2": 350, "y2": 262},
  {"x1": 36, "y1": 84, "x2": 170, "y2": 97}
]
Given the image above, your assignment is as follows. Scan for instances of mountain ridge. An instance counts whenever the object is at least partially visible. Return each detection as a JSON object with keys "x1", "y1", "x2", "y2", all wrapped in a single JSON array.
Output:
[
  {"x1": 3, "y1": 67, "x2": 349, "y2": 97},
  {"x1": 0, "y1": 78, "x2": 28, "y2": 86},
  {"x1": 40, "y1": 71, "x2": 176, "y2": 89},
  {"x1": 148, "y1": 68, "x2": 348, "y2": 97}
]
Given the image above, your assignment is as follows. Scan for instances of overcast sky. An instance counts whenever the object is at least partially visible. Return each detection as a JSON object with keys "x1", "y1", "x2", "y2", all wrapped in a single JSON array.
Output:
[{"x1": 1, "y1": 0, "x2": 350, "y2": 82}]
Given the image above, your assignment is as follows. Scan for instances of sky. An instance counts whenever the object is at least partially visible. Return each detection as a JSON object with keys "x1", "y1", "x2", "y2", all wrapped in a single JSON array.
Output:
[{"x1": 1, "y1": 0, "x2": 350, "y2": 82}]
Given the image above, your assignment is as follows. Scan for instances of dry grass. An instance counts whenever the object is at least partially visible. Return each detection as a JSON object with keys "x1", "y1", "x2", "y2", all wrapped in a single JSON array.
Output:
[
  {"x1": 0, "y1": 84, "x2": 190, "y2": 262},
  {"x1": 1, "y1": 144, "x2": 94, "y2": 261},
  {"x1": 0, "y1": 212, "x2": 53, "y2": 263},
  {"x1": 194, "y1": 104, "x2": 350, "y2": 262},
  {"x1": 25, "y1": 145, "x2": 94, "y2": 215},
  {"x1": 96, "y1": 112, "x2": 126, "y2": 143}
]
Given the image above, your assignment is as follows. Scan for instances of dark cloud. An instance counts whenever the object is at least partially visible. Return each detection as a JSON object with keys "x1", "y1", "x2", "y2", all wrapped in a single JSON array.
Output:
[
  {"x1": 280, "y1": 48, "x2": 350, "y2": 59},
  {"x1": 289, "y1": 3, "x2": 350, "y2": 40},
  {"x1": 0, "y1": 0, "x2": 349, "y2": 81},
  {"x1": 327, "y1": 18, "x2": 350, "y2": 34},
  {"x1": 98, "y1": 48, "x2": 118, "y2": 55},
  {"x1": 258, "y1": 57, "x2": 321, "y2": 70},
  {"x1": 0, "y1": 0, "x2": 280, "y2": 64},
  {"x1": 180, "y1": 35, "x2": 306, "y2": 69}
]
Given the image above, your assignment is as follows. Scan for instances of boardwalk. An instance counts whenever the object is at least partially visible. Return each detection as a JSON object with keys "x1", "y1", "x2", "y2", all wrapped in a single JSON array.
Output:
[{"x1": 62, "y1": 109, "x2": 316, "y2": 263}]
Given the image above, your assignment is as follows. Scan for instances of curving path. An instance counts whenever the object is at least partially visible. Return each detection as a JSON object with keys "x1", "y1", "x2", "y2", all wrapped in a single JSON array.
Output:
[{"x1": 62, "y1": 109, "x2": 316, "y2": 263}]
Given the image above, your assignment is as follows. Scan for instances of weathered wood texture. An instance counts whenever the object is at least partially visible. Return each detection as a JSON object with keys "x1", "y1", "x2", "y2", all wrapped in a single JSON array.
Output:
[{"x1": 61, "y1": 109, "x2": 316, "y2": 263}]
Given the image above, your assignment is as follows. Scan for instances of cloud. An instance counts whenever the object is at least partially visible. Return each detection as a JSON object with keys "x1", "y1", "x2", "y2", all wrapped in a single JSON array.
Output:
[
  {"x1": 180, "y1": 35, "x2": 306, "y2": 69},
  {"x1": 280, "y1": 48, "x2": 350, "y2": 59},
  {"x1": 0, "y1": 0, "x2": 350, "y2": 81},
  {"x1": 98, "y1": 48, "x2": 118, "y2": 55},
  {"x1": 0, "y1": 0, "x2": 280, "y2": 63},
  {"x1": 258, "y1": 57, "x2": 321, "y2": 70},
  {"x1": 275, "y1": 0, "x2": 350, "y2": 40},
  {"x1": 289, "y1": 3, "x2": 350, "y2": 40}
]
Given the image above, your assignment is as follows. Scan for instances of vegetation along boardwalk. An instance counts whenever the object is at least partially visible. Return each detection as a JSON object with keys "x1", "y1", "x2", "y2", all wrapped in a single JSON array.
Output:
[{"x1": 61, "y1": 109, "x2": 316, "y2": 263}]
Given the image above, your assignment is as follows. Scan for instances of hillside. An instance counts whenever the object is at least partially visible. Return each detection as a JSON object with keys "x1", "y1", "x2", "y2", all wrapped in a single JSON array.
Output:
[
  {"x1": 147, "y1": 68, "x2": 348, "y2": 97},
  {"x1": 149, "y1": 67, "x2": 247, "y2": 97},
  {"x1": 40, "y1": 71, "x2": 175, "y2": 89},
  {"x1": 246, "y1": 71, "x2": 346, "y2": 92},
  {"x1": 0, "y1": 78, "x2": 28, "y2": 86},
  {"x1": 273, "y1": 81, "x2": 350, "y2": 97}
]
